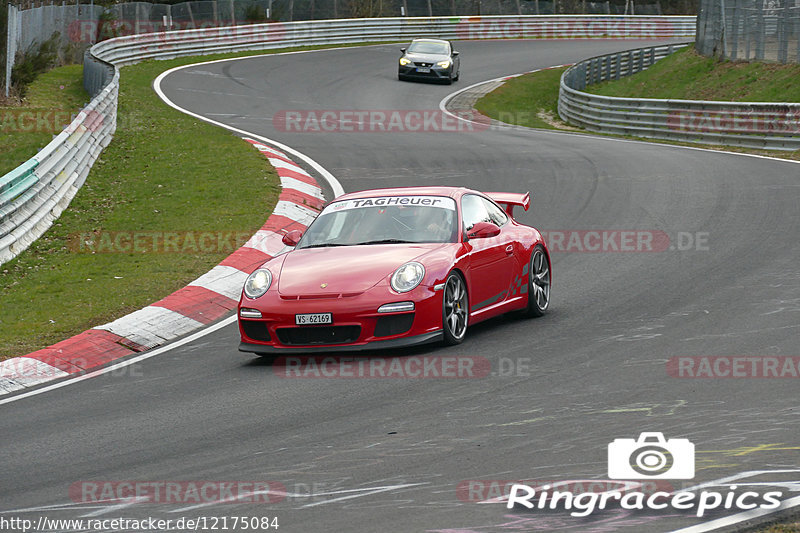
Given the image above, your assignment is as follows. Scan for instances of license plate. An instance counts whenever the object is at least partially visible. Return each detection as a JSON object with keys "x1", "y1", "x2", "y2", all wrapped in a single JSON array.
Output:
[
  {"x1": 295, "y1": 313, "x2": 332, "y2": 325},
  {"x1": 416, "y1": 67, "x2": 431, "y2": 73}
]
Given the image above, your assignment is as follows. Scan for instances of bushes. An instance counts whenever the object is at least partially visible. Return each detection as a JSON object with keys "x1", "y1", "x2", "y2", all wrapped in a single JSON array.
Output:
[{"x1": 10, "y1": 33, "x2": 60, "y2": 98}]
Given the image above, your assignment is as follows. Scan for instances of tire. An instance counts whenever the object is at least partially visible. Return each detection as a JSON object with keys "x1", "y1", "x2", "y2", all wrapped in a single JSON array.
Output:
[
  {"x1": 453, "y1": 70, "x2": 460, "y2": 81},
  {"x1": 442, "y1": 272, "x2": 468, "y2": 345},
  {"x1": 524, "y1": 245, "x2": 550, "y2": 317}
]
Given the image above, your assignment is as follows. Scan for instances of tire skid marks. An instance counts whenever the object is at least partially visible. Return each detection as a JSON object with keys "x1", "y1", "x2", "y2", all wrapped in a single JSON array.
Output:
[{"x1": 0, "y1": 140, "x2": 323, "y2": 396}]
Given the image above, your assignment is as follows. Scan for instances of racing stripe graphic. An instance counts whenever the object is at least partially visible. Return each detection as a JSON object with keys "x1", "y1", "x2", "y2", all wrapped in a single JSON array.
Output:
[{"x1": 472, "y1": 263, "x2": 529, "y2": 312}]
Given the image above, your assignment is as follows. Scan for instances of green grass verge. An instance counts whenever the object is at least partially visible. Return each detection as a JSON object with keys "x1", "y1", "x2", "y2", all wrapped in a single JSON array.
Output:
[
  {"x1": 588, "y1": 47, "x2": 800, "y2": 102},
  {"x1": 474, "y1": 56, "x2": 800, "y2": 161},
  {"x1": 474, "y1": 67, "x2": 568, "y2": 130},
  {"x1": 1, "y1": 64, "x2": 89, "y2": 175},
  {"x1": 1, "y1": 45, "x2": 373, "y2": 360}
]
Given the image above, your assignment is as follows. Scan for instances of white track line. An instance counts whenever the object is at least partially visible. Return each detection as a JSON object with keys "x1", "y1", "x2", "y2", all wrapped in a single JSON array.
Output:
[
  {"x1": 441, "y1": 61, "x2": 800, "y2": 533},
  {"x1": 0, "y1": 316, "x2": 235, "y2": 406},
  {"x1": 439, "y1": 69, "x2": 800, "y2": 167},
  {"x1": 667, "y1": 494, "x2": 800, "y2": 533},
  {"x1": 150, "y1": 46, "x2": 398, "y2": 199},
  {"x1": 0, "y1": 47, "x2": 356, "y2": 406}
]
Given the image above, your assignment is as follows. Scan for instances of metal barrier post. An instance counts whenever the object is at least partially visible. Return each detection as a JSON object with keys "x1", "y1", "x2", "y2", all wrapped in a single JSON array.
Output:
[{"x1": 5, "y1": 3, "x2": 17, "y2": 98}]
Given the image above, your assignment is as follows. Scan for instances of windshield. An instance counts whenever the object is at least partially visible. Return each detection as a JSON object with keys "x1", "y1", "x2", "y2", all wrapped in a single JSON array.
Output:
[
  {"x1": 297, "y1": 196, "x2": 457, "y2": 248},
  {"x1": 407, "y1": 41, "x2": 450, "y2": 55}
]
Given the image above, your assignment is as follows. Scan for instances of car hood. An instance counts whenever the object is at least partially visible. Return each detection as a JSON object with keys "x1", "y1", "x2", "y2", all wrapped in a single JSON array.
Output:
[
  {"x1": 405, "y1": 52, "x2": 451, "y2": 63},
  {"x1": 277, "y1": 244, "x2": 444, "y2": 296}
]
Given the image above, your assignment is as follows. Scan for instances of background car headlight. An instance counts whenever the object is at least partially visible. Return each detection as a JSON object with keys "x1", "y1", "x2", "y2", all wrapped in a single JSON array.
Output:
[
  {"x1": 436, "y1": 60, "x2": 451, "y2": 68},
  {"x1": 244, "y1": 268, "x2": 272, "y2": 299},
  {"x1": 391, "y1": 262, "x2": 425, "y2": 293},
  {"x1": 399, "y1": 57, "x2": 412, "y2": 66}
]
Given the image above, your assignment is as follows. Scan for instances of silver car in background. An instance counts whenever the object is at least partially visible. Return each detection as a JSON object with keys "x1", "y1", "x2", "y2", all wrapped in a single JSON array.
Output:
[{"x1": 398, "y1": 38, "x2": 461, "y2": 84}]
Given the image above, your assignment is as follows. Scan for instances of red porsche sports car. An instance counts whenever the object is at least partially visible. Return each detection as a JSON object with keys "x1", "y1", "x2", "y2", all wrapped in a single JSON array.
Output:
[{"x1": 238, "y1": 186, "x2": 550, "y2": 354}]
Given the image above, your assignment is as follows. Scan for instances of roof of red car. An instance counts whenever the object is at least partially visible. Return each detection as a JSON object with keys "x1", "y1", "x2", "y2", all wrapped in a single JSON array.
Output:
[{"x1": 334, "y1": 186, "x2": 476, "y2": 201}]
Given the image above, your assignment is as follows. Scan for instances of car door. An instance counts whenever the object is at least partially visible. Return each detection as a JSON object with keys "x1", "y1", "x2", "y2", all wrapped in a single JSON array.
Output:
[{"x1": 460, "y1": 194, "x2": 515, "y2": 315}]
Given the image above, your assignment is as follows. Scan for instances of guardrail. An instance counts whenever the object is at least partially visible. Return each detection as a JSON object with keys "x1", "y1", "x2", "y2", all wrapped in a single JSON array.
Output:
[
  {"x1": 558, "y1": 43, "x2": 800, "y2": 150},
  {"x1": 0, "y1": 65, "x2": 118, "y2": 265},
  {"x1": 0, "y1": 15, "x2": 697, "y2": 265}
]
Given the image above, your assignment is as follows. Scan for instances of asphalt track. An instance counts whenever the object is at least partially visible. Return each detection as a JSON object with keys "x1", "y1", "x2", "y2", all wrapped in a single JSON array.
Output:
[{"x1": 2, "y1": 39, "x2": 800, "y2": 533}]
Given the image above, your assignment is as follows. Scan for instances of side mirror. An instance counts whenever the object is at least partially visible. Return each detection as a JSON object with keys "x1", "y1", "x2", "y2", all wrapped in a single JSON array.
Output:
[
  {"x1": 452, "y1": 51, "x2": 459, "y2": 57},
  {"x1": 466, "y1": 221, "x2": 501, "y2": 240},
  {"x1": 282, "y1": 229, "x2": 303, "y2": 246},
  {"x1": 400, "y1": 47, "x2": 406, "y2": 53}
]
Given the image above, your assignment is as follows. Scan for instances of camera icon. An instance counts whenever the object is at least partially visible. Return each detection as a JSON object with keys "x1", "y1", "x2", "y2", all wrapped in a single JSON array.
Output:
[{"x1": 608, "y1": 432, "x2": 695, "y2": 479}]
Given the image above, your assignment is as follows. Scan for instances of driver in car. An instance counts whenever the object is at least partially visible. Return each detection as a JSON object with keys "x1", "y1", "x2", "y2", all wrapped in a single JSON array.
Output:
[{"x1": 419, "y1": 208, "x2": 452, "y2": 242}]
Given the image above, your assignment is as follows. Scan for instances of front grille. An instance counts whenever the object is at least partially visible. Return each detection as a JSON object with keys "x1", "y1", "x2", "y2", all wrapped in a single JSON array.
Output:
[
  {"x1": 414, "y1": 62, "x2": 433, "y2": 67},
  {"x1": 374, "y1": 314, "x2": 414, "y2": 337},
  {"x1": 276, "y1": 326, "x2": 361, "y2": 346},
  {"x1": 241, "y1": 320, "x2": 271, "y2": 342}
]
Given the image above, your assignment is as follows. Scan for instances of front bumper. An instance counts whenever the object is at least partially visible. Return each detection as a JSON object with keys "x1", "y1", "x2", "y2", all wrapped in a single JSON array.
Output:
[
  {"x1": 238, "y1": 283, "x2": 443, "y2": 353},
  {"x1": 399, "y1": 65, "x2": 452, "y2": 81},
  {"x1": 240, "y1": 331, "x2": 443, "y2": 354}
]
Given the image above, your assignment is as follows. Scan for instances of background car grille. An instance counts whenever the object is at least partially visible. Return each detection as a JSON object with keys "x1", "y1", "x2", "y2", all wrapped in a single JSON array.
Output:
[
  {"x1": 413, "y1": 62, "x2": 433, "y2": 67},
  {"x1": 276, "y1": 326, "x2": 361, "y2": 346},
  {"x1": 241, "y1": 320, "x2": 271, "y2": 342},
  {"x1": 374, "y1": 314, "x2": 414, "y2": 337}
]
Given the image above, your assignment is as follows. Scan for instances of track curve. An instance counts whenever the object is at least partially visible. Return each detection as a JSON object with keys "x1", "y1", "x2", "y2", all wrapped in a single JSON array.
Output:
[{"x1": 2, "y1": 39, "x2": 799, "y2": 533}]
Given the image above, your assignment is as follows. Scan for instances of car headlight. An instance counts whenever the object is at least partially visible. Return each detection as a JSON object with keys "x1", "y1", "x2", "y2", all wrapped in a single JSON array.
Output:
[
  {"x1": 399, "y1": 57, "x2": 412, "y2": 66},
  {"x1": 436, "y1": 60, "x2": 451, "y2": 68},
  {"x1": 244, "y1": 268, "x2": 272, "y2": 299},
  {"x1": 391, "y1": 262, "x2": 425, "y2": 293}
]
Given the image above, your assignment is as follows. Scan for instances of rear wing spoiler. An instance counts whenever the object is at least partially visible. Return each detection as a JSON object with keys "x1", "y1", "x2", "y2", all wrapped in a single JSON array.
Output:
[{"x1": 485, "y1": 191, "x2": 530, "y2": 219}]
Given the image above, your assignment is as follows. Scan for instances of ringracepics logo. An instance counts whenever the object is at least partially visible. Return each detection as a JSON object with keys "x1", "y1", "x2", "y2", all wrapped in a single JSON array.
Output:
[
  {"x1": 608, "y1": 433, "x2": 694, "y2": 480},
  {"x1": 506, "y1": 482, "x2": 783, "y2": 518},
  {"x1": 458, "y1": 479, "x2": 673, "y2": 503},
  {"x1": 506, "y1": 433, "x2": 784, "y2": 517},
  {"x1": 273, "y1": 110, "x2": 490, "y2": 133}
]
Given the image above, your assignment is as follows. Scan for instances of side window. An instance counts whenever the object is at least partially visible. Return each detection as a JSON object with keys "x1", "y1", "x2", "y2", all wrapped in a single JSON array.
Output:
[
  {"x1": 461, "y1": 194, "x2": 492, "y2": 232},
  {"x1": 482, "y1": 198, "x2": 508, "y2": 226}
]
